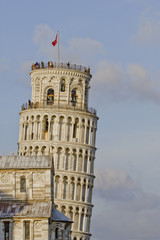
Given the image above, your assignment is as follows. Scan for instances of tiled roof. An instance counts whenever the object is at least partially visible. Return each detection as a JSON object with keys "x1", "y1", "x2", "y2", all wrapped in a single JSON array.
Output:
[
  {"x1": 51, "y1": 207, "x2": 72, "y2": 222},
  {"x1": 0, "y1": 202, "x2": 52, "y2": 218},
  {"x1": 0, "y1": 202, "x2": 71, "y2": 222},
  {"x1": 0, "y1": 156, "x2": 52, "y2": 169}
]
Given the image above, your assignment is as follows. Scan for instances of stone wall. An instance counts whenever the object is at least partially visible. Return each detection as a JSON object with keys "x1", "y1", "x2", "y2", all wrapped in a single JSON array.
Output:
[{"x1": 0, "y1": 169, "x2": 52, "y2": 201}]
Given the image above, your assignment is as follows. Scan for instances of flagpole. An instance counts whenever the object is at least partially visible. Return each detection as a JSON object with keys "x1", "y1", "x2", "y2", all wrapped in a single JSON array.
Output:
[{"x1": 58, "y1": 31, "x2": 60, "y2": 67}]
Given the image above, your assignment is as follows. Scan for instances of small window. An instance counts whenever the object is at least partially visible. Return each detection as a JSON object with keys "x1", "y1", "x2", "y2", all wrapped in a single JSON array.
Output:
[
  {"x1": 4, "y1": 222, "x2": 10, "y2": 240},
  {"x1": 20, "y1": 176, "x2": 26, "y2": 192},
  {"x1": 47, "y1": 88, "x2": 54, "y2": 104},
  {"x1": 25, "y1": 222, "x2": 30, "y2": 240},
  {"x1": 55, "y1": 228, "x2": 59, "y2": 239},
  {"x1": 71, "y1": 89, "x2": 77, "y2": 103},
  {"x1": 61, "y1": 79, "x2": 65, "y2": 92}
]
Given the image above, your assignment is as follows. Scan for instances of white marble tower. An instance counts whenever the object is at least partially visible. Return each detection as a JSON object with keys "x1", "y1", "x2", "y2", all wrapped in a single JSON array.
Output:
[{"x1": 18, "y1": 61, "x2": 98, "y2": 240}]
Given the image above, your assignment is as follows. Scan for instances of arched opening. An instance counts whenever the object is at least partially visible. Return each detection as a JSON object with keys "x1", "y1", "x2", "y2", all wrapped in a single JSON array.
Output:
[
  {"x1": 80, "y1": 212, "x2": 84, "y2": 231},
  {"x1": 65, "y1": 148, "x2": 70, "y2": 170},
  {"x1": 47, "y1": 88, "x2": 54, "y2": 104},
  {"x1": 72, "y1": 149, "x2": 77, "y2": 171},
  {"x1": 55, "y1": 176, "x2": 60, "y2": 198},
  {"x1": 86, "y1": 120, "x2": 90, "y2": 144},
  {"x1": 74, "y1": 209, "x2": 79, "y2": 230},
  {"x1": 36, "y1": 115, "x2": 40, "y2": 140},
  {"x1": 82, "y1": 179, "x2": 86, "y2": 202},
  {"x1": 70, "y1": 178, "x2": 75, "y2": 200},
  {"x1": 57, "y1": 147, "x2": 62, "y2": 169},
  {"x1": 59, "y1": 116, "x2": 64, "y2": 140},
  {"x1": 69, "y1": 207, "x2": 73, "y2": 220},
  {"x1": 20, "y1": 176, "x2": 26, "y2": 192},
  {"x1": 42, "y1": 115, "x2": 49, "y2": 140},
  {"x1": 29, "y1": 146, "x2": 32, "y2": 156},
  {"x1": 76, "y1": 183, "x2": 81, "y2": 201},
  {"x1": 71, "y1": 89, "x2": 77, "y2": 106},
  {"x1": 63, "y1": 177, "x2": 68, "y2": 199},
  {"x1": 50, "y1": 115, "x2": 56, "y2": 140},
  {"x1": 55, "y1": 228, "x2": 59, "y2": 239},
  {"x1": 61, "y1": 205, "x2": 66, "y2": 215},
  {"x1": 73, "y1": 118, "x2": 79, "y2": 139},
  {"x1": 84, "y1": 151, "x2": 88, "y2": 173},
  {"x1": 61, "y1": 79, "x2": 65, "y2": 92},
  {"x1": 78, "y1": 153, "x2": 83, "y2": 172},
  {"x1": 67, "y1": 117, "x2": 72, "y2": 141}
]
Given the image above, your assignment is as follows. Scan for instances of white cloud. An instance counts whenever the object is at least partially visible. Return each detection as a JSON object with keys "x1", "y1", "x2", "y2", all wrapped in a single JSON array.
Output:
[
  {"x1": 33, "y1": 24, "x2": 105, "y2": 65},
  {"x1": 92, "y1": 60, "x2": 160, "y2": 103},
  {"x1": 33, "y1": 25, "x2": 160, "y2": 104},
  {"x1": 92, "y1": 168, "x2": 160, "y2": 240},
  {"x1": 135, "y1": 9, "x2": 160, "y2": 45},
  {"x1": 95, "y1": 168, "x2": 140, "y2": 201},
  {"x1": 33, "y1": 24, "x2": 57, "y2": 59}
]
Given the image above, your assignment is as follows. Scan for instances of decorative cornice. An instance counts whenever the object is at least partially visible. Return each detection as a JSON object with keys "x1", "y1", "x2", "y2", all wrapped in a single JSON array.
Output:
[{"x1": 30, "y1": 69, "x2": 92, "y2": 81}]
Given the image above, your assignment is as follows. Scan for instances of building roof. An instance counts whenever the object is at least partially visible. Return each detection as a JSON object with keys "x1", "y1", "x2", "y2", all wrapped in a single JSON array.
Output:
[
  {"x1": 0, "y1": 202, "x2": 71, "y2": 222},
  {"x1": 0, "y1": 156, "x2": 52, "y2": 169},
  {"x1": 51, "y1": 207, "x2": 71, "y2": 222}
]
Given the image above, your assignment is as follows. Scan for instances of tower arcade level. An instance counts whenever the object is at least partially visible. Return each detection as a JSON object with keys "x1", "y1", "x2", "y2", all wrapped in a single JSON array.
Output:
[{"x1": 18, "y1": 62, "x2": 98, "y2": 240}]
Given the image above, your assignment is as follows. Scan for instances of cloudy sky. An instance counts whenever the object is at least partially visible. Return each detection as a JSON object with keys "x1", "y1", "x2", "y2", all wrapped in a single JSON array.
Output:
[{"x1": 1, "y1": 0, "x2": 160, "y2": 239}]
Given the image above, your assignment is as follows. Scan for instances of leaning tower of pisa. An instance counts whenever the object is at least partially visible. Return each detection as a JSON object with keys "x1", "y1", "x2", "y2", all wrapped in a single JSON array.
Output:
[{"x1": 18, "y1": 61, "x2": 98, "y2": 240}]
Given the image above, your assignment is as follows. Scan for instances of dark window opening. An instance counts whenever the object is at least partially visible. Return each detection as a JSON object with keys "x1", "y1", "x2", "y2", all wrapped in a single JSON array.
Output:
[
  {"x1": 71, "y1": 89, "x2": 77, "y2": 103},
  {"x1": 55, "y1": 228, "x2": 59, "y2": 239},
  {"x1": 20, "y1": 176, "x2": 26, "y2": 192},
  {"x1": 45, "y1": 119, "x2": 48, "y2": 131},
  {"x1": 4, "y1": 222, "x2": 9, "y2": 240},
  {"x1": 47, "y1": 88, "x2": 54, "y2": 104},
  {"x1": 61, "y1": 80, "x2": 65, "y2": 92},
  {"x1": 25, "y1": 222, "x2": 30, "y2": 240}
]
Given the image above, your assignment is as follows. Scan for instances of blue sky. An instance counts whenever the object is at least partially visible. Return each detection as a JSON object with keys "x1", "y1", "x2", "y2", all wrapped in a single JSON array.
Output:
[{"x1": 1, "y1": 0, "x2": 160, "y2": 239}]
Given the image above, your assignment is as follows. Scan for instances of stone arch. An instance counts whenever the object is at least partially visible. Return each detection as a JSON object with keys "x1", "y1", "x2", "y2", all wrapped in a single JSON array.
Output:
[
  {"x1": 82, "y1": 179, "x2": 86, "y2": 202},
  {"x1": 67, "y1": 116, "x2": 72, "y2": 141},
  {"x1": 55, "y1": 175, "x2": 60, "y2": 198},
  {"x1": 72, "y1": 149, "x2": 77, "y2": 171},
  {"x1": 60, "y1": 78, "x2": 66, "y2": 92},
  {"x1": 34, "y1": 146, "x2": 39, "y2": 156},
  {"x1": 64, "y1": 148, "x2": 70, "y2": 170},
  {"x1": 59, "y1": 116, "x2": 65, "y2": 141},
  {"x1": 62, "y1": 176, "x2": 68, "y2": 199},
  {"x1": 76, "y1": 178, "x2": 81, "y2": 201},
  {"x1": 61, "y1": 205, "x2": 66, "y2": 215},
  {"x1": 41, "y1": 146, "x2": 47, "y2": 155},
  {"x1": 81, "y1": 118, "x2": 85, "y2": 143},
  {"x1": 73, "y1": 117, "x2": 79, "y2": 140},
  {"x1": 29, "y1": 146, "x2": 33, "y2": 155},
  {"x1": 84, "y1": 150, "x2": 88, "y2": 173},
  {"x1": 42, "y1": 115, "x2": 49, "y2": 140},
  {"x1": 68, "y1": 206, "x2": 73, "y2": 221},
  {"x1": 74, "y1": 207, "x2": 79, "y2": 230},
  {"x1": 20, "y1": 175, "x2": 26, "y2": 192},
  {"x1": 78, "y1": 152, "x2": 83, "y2": 172},
  {"x1": 70, "y1": 177, "x2": 75, "y2": 200},
  {"x1": 46, "y1": 88, "x2": 54, "y2": 105},
  {"x1": 80, "y1": 209, "x2": 85, "y2": 231},
  {"x1": 57, "y1": 147, "x2": 62, "y2": 169},
  {"x1": 50, "y1": 115, "x2": 56, "y2": 140}
]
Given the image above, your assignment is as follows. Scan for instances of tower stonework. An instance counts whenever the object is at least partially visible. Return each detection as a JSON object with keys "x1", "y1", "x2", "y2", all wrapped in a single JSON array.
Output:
[{"x1": 18, "y1": 62, "x2": 98, "y2": 240}]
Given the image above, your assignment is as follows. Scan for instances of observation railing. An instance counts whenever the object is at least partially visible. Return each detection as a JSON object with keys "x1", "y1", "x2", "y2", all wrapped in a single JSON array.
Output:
[
  {"x1": 31, "y1": 61, "x2": 90, "y2": 74},
  {"x1": 21, "y1": 100, "x2": 97, "y2": 116}
]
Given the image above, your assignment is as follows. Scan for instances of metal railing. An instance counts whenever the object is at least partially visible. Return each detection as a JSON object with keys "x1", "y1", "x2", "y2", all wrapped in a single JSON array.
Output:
[
  {"x1": 21, "y1": 100, "x2": 97, "y2": 116},
  {"x1": 31, "y1": 61, "x2": 91, "y2": 74}
]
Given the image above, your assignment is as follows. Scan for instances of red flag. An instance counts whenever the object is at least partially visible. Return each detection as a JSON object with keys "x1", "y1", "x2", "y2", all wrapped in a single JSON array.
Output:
[{"x1": 52, "y1": 34, "x2": 58, "y2": 46}]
